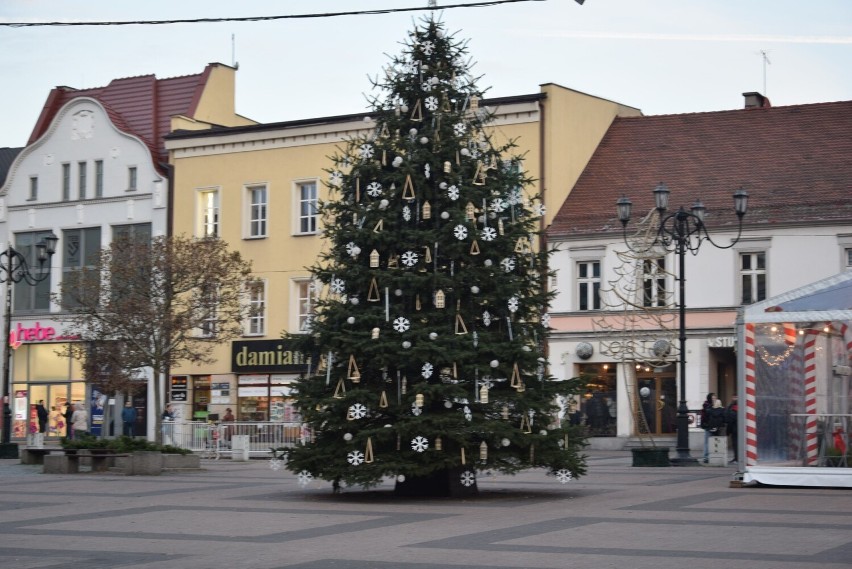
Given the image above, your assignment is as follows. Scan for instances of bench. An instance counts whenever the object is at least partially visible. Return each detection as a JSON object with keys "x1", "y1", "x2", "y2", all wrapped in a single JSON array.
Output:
[
  {"x1": 20, "y1": 448, "x2": 54, "y2": 465},
  {"x1": 43, "y1": 450, "x2": 129, "y2": 474}
]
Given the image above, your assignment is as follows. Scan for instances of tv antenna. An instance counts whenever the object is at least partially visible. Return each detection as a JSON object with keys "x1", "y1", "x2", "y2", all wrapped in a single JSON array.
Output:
[{"x1": 758, "y1": 50, "x2": 771, "y2": 95}]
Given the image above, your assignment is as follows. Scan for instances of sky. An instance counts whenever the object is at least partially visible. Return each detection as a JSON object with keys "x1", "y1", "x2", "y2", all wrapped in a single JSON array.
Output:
[{"x1": 1, "y1": 0, "x2": 850, "y2": 148}]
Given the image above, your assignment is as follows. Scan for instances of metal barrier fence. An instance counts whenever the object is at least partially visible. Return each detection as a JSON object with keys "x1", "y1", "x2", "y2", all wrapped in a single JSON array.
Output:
[{"x1": 164, "y1": 421, "x2": 304, "y2": 458}]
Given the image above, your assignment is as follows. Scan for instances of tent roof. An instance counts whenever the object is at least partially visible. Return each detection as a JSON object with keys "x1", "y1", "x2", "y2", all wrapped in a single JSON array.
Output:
[{"x1": 744, "y1": 272, "x2": 852, "y2": 323}]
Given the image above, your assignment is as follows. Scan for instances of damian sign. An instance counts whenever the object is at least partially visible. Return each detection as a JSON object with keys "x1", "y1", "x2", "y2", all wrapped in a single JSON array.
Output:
[{"x1": 231, "y1": 340, "x2": 309, "y2": 374}]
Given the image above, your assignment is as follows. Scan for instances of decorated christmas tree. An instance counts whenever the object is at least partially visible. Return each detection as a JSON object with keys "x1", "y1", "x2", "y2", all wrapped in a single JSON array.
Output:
[{"x1": 283, "y1": 16, "x2": 587, "y2": 496}]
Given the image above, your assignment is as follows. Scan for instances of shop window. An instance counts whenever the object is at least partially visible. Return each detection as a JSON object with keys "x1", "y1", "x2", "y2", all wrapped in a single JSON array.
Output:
[
  {"x1": 576, "y1": 363, "x2": 616, "y2": 436},
  {"x1": 12, "y1": 231, "x2": 55, "y2": 312}
]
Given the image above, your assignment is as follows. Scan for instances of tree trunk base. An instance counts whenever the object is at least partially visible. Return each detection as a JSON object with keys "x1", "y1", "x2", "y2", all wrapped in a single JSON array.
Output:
[{"x1": 394, "y1": 467, "x2": 479, "y2": 497}]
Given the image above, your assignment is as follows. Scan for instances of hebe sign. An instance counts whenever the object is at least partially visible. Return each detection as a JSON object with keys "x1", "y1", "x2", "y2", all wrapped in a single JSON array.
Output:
[{"x1": 9, "y1": 322, "x2": 56, "y2": 349}]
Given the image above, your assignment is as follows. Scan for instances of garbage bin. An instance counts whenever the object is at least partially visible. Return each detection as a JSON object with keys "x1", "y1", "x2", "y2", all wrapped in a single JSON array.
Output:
[
  {"x1": 708, "y1": 436, "x2": 727, "y2": 466},
  {"x1": 231, "y1": 435, "x2": 250, "y2": 461}
]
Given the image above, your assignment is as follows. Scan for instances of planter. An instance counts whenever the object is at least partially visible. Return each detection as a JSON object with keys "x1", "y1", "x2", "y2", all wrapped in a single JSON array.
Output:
[
  {"x1": 631, "y1": 447, "x2": 671, "y2": 467},
  {"x1": 162, "y1": 453, "x2": 201, "y2": 469}
]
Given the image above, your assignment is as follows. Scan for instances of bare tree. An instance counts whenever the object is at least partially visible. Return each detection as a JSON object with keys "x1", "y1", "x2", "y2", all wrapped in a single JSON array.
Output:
[{"x1": 57, "y1": 234, "x2": 254, "y2": 441}]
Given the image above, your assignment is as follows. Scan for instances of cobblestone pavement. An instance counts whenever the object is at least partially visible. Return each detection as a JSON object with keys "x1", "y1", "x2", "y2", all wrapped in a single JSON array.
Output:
[{"x1": 0, "y1": 451, "x2": 849, "y2": 569}]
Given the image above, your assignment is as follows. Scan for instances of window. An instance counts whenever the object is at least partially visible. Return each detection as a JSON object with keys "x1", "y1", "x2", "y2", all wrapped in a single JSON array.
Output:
[
  {"x1": 295, "y1": 279, "x2": 315, "y2": 332},
  {"x1": 13, "y1": 231, "x2": 55, "y2": 312},
  {"x1": 77, "y1": 161, "x2": 87, "y2": 199},
  {"x1": 296, "y1": 181, "x2": 317, "y2": 234},
  {"x1": 577, "y1": 261, "x2": 601, "y2": 311},
  {"x1": 62, "y1": 163, "x2": 71, "y2": 201},
  {"x1": 246, "y1": 280, "x2": 266, "y2": 335},
  {"x1": 642, "y1": 257, "x2": 667, "y2": 307},
  {"x1": 198, "y1": 189, "x2": 219, "y2": 237},
  {"x1": 198, "y1": 285, "x2": 218, "y2": 338},
  {"x1": 247, "y1": 185, "x2": 267, "y2": 238},
  {"x1": 740, "y1": 252, "x2": 766, "y2": 304},
  {"x1": 28, "y1": 176, "x2": 38, "y2": 200},
  {"x1": 95, "y1": 160, "x2": 104, "y2": 197},
  {"x1": 127, "y1": 167, "x2": 137, "y2": 191},
  {"x1": 62, "y1": 227, "x2": 102, "y2": 308},
  {"x1": 112, "y1": 223, "x2": 152, "y2": 244},
  {"x1": 846, "y1": 248, "x2": 852, "y2": 271}
]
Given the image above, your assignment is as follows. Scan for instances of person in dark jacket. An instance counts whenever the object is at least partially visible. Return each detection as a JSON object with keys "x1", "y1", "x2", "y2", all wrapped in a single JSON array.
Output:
[
  {"x1": 726, "y1": 395, "x2": 739, "y2": 464},
  {"x1": 701, "y1": 393, "x2": 717, "y2": 463},
  {"x1": 35, "y1": 400, "x2": 49, "y2": 434},
  {"x1": 121, "y1": 401, "x2": 137, "y2": 437}
]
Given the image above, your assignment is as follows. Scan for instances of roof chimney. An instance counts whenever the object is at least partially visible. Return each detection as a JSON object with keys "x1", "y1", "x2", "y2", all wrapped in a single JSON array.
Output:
[{"x1": 743, "y1": 92, "x2": 771, "y2": 109}]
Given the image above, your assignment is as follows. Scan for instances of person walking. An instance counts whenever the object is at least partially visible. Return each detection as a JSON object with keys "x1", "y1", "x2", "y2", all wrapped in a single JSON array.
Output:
[
  {"x1": 701, "y1": 392, "x2": 717, "y2": 463},
  {"x1": 161, "y1": 404, "x2": 175, "y2": 445},
  {"x1": 70, "y1": 403, "x2": 89, "y2": 440},
  {"x1": 726, "y1": 395, "x2": 739, "y2": 464},
  {"x1": 63, "y1": 402, "x2": 74, "y2": 438},
  {"x1": 35, "y1": 400, "x2": 49, "y2": 434},
  {"x1": 121, "y1": 401, "x2": 137, "y2": 437}
]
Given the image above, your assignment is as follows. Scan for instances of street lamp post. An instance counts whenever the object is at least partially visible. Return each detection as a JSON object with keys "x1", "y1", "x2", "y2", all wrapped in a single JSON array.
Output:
[
  {"x1": 0, "y1": 233, "x2": 59, "y2": 458},
  {"x1": 617, "y1": 184, "x2": 747, "y2": 465}
]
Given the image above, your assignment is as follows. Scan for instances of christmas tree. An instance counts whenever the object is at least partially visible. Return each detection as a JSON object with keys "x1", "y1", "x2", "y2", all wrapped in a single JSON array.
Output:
[{"x1": 283, "y1": 16, "x2": 587, "y2": 496}]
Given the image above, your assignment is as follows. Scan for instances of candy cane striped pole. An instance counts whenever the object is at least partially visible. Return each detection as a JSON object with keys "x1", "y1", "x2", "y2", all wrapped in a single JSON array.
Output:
[
  {"x1": 744, "y1": 323, "x2": 758, "y2": 466},
  {"x1": 803, "y1": 329, "x2": 820, "y2": 466}
]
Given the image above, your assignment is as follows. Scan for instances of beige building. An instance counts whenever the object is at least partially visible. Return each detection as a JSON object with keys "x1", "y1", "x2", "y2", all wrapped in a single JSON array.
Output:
[{"x1": 165, "y1": 83, "x2": 639, "y2": 423}]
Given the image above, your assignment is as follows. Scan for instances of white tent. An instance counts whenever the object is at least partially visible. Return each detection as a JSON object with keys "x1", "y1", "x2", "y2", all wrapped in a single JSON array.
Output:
[{"x1": 738, "y1": 272, "x2": 852, "y2": 487}]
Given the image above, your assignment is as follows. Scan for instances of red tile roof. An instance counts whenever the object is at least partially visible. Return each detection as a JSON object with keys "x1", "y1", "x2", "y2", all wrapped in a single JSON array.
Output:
[
  {"x1": 28, "y1": 64, "x2": 216, "y2": 167},
  {"x1": 548, "y1": 101, "x2": 852, "y2": 239}
]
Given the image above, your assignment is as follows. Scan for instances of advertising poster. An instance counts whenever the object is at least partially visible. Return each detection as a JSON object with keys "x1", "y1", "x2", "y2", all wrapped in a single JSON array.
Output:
[{"x1": 90, "y1": 389, "x2": 106, "y2": 436}]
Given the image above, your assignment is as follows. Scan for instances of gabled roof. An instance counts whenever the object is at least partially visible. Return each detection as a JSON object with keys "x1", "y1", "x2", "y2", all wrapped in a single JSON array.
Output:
[
  {"x1": 28, "y1": 64, "x2": 218, "y2": 166},
  {"x1": 548, "y1": 100, "x2": 852, "y2": 239},
  {"x1": 0, "y1": 147, "x2": 23, "y2": 187}
]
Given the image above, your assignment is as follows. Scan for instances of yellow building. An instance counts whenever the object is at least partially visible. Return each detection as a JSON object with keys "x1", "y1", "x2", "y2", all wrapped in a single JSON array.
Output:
[{"x1": 165, "y1": 83, "x2": 640, "y2": 423}]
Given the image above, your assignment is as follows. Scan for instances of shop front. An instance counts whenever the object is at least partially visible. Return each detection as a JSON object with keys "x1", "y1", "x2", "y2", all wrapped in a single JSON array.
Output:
[
  {"x1": 232, "y1": 339, "x2": 309, "y2": 423},
  {"x1": 7, "y1": 320, "x2": 85, "y2": 441}
]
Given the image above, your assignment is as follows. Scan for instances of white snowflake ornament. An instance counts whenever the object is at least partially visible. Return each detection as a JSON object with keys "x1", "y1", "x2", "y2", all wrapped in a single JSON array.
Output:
[
  {"x1": 481, "y1": 227, "x2": 497, "y2": 242},
  {"x1": 482, "y1": 311, "x2": 492, "y2": 326},
  {"x1": 366, "y1": 181, "x2": 383, "y2": 197},
  {"x1": 453, "y1": 123, "x2": 467, "y2": 136},
  {"x1": 500, "y1": 257, "x2": 516, "y2": 272},
  {"x1": 534, "y1": 203, "x2": 547, "y2": 217},
  {"x1": 555, "y1": 469, "x2": 573, "y2": 484},
  {"x1": 297, "y1": 470, "x2": 314, "y2": 487},
  {"x1": 269, "y1": 458, "x2": 282, "y2": 471},
  {"x1": 508, "y1": 296, "x2": 520, "y2": 313},
  {"x1": 347, "y1": 450, "x2": 365, "y2": 466},
  {"x1": 541, "y1": 313, "x2": 551, "y2": 327},
  {"x1": 393, "y1": 317, "x2": 411, "y2": 333},
  {"x1": 358, "y1": 143, "x2": 374, "y2": 160},
  {"x1": 453, "y1": 225, "x2": 468, "y2": 240},
  {"x1": 401, "y1": 250, "x2": 419, "y2": 267},
  {"x1": 345, "y1": 242, "x2": 360, "y2": 257},
  {"x1": 421, "y1": 40, "x2": 435, "y2": 55},
  {"x1": 460, "y1": 471, "x2": 476, "y2": 487},
  {"x1": 348, "y1": 403, "x2": 368, "y2": 420},
  {"x1": 330, "y1": 278, "x2": 346, "y2": 294},
  {"x1": 411, "y1": 436, "x2": 429, "y2": 453},
  {"x1": 411, "y1": 402, "x2": 422, "y2": 416},
  {"x1": 490, "y1": 198, "x2": 507, "y2": 213},
  {"x1": 425, "y1": 96, "x2": 439, "y2": 111},
  {"x1": 329, "y1": 171, "x2": 343, "y2": 186},
  {"x1": 421, "y1": 362, "x2": 434, "y2": 379},
  {"x1": 447, "y1": 185, "x2": 460, "y2": 201},
  {"x1": 402, "y1": 205, "x2": 412, "y2": 221}
]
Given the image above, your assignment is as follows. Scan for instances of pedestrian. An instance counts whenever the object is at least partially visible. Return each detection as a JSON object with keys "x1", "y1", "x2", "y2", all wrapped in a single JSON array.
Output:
[
  {"x1": 222, "y1": 407, "x2": 235, "y2": 442},
  {"x1": 121, "y1": 400, "x2": 137, "y2": 437},
  {"x1": 700, "y1": 392, "x2": 717, "y2": 463},
  {"x1": 161, "y1": 404, "x2": 175, "y2": 445},
  {"x1": 726, "y1": 395, "x2": 739, "y2": 464},
  {"x1": 35, "y1": 400, "x2": 49, "y2": 434},
  {"x1": 70, "y1": 403, "x2": 89, "y2": 440},
  {"x1": 63, "y1": 402, "x2": 74, "y2": 438}
]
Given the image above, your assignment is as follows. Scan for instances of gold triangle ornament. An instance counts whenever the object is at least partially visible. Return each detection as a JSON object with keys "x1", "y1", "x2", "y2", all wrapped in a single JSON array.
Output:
[
  {"x1": 347, "y1": 355, "x2": 361, "y2": 383},
  {"x1": 469, "y1": 239, "x2": 480, "y2": 255},
  {"x1": 515, "y1": 236, "x2": 530, "y2": 254},
  {"x1": 410, "y1": 98, "x2": 423, "y2": 121},
  {"x1": 379, "y1": 390, "x2": 389, "y2": 408},
  {"x1": 510, "y1": 363, "x2": 522, "y2": 388},
  {"x1": 455, "y1": 313, "x2": 469, "y2": 335},
  {"x1": 520, "y1": 414, "x2": 532, "y2": 434},
  {"x1": 387, "y1": 254, "x2": 399, "y2": 269},
  {"x1": 333, "y1": 378, "x2": 346, "y2": 399},
  {"x1": 379, "y1": 123, "x2": 390, "y2": 139},
  {"x1": 364, "y1": 437, "x2": 374, "y2": 463},
  {"x1": 367, "y1": 277, "x2": 381, "y2": 302},
  {"x1": 402, "y1": 175, "x2": 416, "y2": 200},
  {"x1": 373, "y1": 219, "x2": 384, "y2": 233},
  {"x1": 472, "y1": 161, "x2": 487, "y2": 186}
]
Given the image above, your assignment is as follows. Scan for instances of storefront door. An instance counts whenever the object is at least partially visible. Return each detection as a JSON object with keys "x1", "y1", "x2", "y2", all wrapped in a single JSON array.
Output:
[
  {"x1": 635, "y1": 374, "x2": 677, "y2": 435},
  {"x1": 26, "y1": 384, "x2": 70, "y2": 439}
]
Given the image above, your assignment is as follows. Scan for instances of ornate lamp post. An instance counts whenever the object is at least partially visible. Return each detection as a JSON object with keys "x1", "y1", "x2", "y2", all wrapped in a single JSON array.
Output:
[
  {"x1": 617, "y1": 184, "x2": 747, "y2": 465},
  {"x1": 0, "y1": 233, "x2": 59, "y2": 458}
]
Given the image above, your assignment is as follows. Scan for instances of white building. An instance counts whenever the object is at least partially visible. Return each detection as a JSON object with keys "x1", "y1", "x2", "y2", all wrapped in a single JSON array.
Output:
[{"x1": 546, "y1": 94, "x2": 852, "y2": 450}]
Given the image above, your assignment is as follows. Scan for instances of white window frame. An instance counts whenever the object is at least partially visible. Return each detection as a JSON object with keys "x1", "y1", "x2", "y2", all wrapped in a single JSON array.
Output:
[
  {"x1": 78, "y1": 161, "x2": 87, "y2": 200},
  {"x1": 94, "y1": 160, "x2": 104, "y2": 198},
  {"x1": 245, "y1": 184, "x2": 268, "y2": 239},
  {"x1": 739, "y1": 251, "x2": 767, "y2": 305},
  {"x1": 291, "y1": 278, "x2": 316, "y2": 333},
  {"x1": 197, "y1": 285, "x2": 218, "y2": 338},
  {"x1": 846, "y1": 248, "x2": 852, "y2": 271},
  {"x1": 245, "y1": 279, "x2": 266, "y2": 336},
  {"x1": 576, "y1": 260, "x2": 602, "y2": 311},
  {"x1": 61, "y1": 163, "x2": 71, "y2": 201},
  {"x1": 28, "y1": 176, "x2": 38, "y2": 201},
  {"x1": 642, "y1": 256, "x2": 668, "y2": 308},
  {"x1": 294, "y1": 180, "x2": 318, "y2": 235},
  {"x1": 196, "y1": 187, "x2": 220, "y2": 238},
  {"x1": 127, "y1": 166, "x2": 138, "y2": 191}
]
